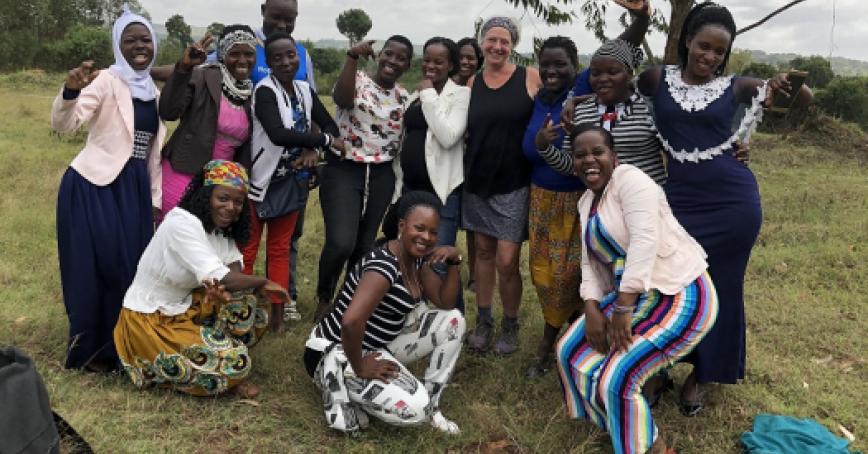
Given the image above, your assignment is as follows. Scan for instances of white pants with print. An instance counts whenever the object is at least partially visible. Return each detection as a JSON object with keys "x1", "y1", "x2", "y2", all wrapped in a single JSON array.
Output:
[{"x1": 307, "y1": 305, "x2": 466, "y2": 432}]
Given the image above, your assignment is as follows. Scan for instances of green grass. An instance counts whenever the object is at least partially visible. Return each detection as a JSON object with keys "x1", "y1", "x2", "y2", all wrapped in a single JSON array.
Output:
[{"x1": 0, "y1": 80, "x2": 865, "y2": 454}]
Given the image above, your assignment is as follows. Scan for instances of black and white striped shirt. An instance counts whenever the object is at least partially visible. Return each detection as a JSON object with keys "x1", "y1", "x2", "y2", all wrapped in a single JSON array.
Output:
[
  {"x1": 318, "y1": 245, "x2": 423, "y2": 350},
  {"x1": 540, "y1": 92, "x2": 667, "y2": 185}
]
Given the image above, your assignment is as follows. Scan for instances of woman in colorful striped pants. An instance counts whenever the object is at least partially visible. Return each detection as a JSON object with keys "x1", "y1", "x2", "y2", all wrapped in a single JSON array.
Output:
[{"x1": 556, "y1": 124, "x2": 718, "y2": 454}]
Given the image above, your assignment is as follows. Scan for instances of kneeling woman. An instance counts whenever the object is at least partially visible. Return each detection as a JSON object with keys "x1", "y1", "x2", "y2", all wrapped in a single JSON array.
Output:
[
  {"x1": 114, "y1": 160, "x2": 289, "y2": 397},
  {"x1": 304, "y1": 191, "x2": 466, "y2": 435},
  {"x1": 556, "y1": 125, "x2": 718, "y2": 454}
]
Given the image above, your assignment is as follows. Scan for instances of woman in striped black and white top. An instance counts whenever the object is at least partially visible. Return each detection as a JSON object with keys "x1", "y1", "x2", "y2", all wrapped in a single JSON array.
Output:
[
  {"x1": 541, "y1": 39, "x2": 666, "y2": 185},
  {"x1": 304, "y1": 191, "x2": 466, "y2": 435}
]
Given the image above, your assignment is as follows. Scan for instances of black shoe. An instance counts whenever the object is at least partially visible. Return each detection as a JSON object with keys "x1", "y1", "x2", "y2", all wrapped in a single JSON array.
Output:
[
  {"x1": 525, "y1": 355, "x2": 553, "y2": 379},
  {"x1": 643, "y1": 371, "x2": 674, "y2": 408}
]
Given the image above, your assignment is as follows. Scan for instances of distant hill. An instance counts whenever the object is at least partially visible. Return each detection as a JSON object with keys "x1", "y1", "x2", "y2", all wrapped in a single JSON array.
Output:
[{"x1": 741, "y1": 49, "x2": 868, "y2": 77}]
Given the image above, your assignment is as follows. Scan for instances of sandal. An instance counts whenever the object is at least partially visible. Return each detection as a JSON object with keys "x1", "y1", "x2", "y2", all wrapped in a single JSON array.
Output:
[
  {"x1": 233, "y1": 381, "x2": 261, "y2": 399},
  {"x1": 525, "y1": 354, "x2": 554, "y2": 379},
  {"x1": 678, "y1": 371, "x2": 706, "y2": 417}
]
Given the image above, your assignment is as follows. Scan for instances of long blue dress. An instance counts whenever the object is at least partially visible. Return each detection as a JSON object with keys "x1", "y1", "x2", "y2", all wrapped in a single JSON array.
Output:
[{"x1": 652, "y1": 66, "x2": 766, "y2": 384}]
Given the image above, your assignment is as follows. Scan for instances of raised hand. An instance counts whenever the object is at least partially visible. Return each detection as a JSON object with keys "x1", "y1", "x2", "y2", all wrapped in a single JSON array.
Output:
[
  {"x1": 535, "y1": 114, "x2": 563, "y2": 150},
  {"x1": 65, "y1": 61, "x2": 100, "y2": 91},
  {"x1": 764, "y1": 72, "x2": 794, "y2": 106},
  {"x1": 180, "y1": 33, "x2": 214, "y2": 72},
  {"x1": 348, "y1": 40, "x2": 376, "y2": 61},
  {"x1": 612, "y1": 0, "x2": 650, "y2": 16}
]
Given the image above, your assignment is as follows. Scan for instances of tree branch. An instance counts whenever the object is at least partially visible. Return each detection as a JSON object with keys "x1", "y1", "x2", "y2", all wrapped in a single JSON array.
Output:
[{"x1": 736, "y1": 0, "x2": 808, "y2": 35}]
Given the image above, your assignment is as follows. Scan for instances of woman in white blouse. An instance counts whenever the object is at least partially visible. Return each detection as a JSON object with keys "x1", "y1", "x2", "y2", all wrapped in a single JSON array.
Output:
[{"x1": 113, "y1": 160, "x2": 289, "y2": 398}]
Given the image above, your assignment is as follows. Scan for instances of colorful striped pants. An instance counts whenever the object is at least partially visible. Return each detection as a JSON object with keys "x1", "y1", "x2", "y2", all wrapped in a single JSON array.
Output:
[{"x1": 556, "y1": 272, "x2": 718, "y2": 454}]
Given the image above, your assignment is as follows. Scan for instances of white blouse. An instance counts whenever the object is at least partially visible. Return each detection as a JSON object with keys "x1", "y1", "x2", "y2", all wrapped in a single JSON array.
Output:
[{"x1": 122, "y1": 208, "x2": 243, "y2": 316}]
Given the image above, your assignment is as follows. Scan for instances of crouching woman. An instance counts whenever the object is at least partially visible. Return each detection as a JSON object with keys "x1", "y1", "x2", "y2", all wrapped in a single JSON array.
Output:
[
  {"x1": 304, "y1": 191, "x2": 466, "y2": 435},
  {"x1": 113, "y1": 160, "x2": 289, "y2": 398},
  {"x1": 556, "y1": 125, "x2": 718, "y2": 454}
]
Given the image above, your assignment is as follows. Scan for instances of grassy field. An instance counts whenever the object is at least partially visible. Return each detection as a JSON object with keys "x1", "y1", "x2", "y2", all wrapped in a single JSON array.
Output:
[{"x1": 0, "y1": 75, "x2": 866, "y2": 453}]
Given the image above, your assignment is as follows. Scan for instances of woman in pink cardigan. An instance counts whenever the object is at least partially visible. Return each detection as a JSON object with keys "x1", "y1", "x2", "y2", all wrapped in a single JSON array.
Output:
[
  {"x1": 51, "y1": 8, "x2": 165, "y2": 372},
  {"x1": 555, "y1": 124, "x2": 718, "y2": 454}
]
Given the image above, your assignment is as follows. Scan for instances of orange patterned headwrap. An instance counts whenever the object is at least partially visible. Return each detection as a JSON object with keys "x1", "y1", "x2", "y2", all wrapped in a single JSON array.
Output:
[{"x1": 203, "y1": 160, "x2": 249, "y2": 191}]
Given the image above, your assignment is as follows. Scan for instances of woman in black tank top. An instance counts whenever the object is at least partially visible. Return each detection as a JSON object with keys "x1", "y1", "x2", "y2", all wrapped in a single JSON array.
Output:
[{"x1": 463, "y1": 17, "x2": 542, "y2": 356}]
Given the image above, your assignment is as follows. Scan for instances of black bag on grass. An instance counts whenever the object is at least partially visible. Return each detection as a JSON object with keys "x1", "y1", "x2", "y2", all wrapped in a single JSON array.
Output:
[{"x1": 0, "y1": 346, "x2": 91, "y2": 454}]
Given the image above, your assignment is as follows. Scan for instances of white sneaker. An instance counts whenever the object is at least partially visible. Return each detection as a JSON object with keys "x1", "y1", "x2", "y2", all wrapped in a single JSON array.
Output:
[
  {"x1": 283, "y1": 299, "x2": 301, "y2": 321},
  {"x1": 430, "y1": 411, "x2": 460, "y2": 435}
]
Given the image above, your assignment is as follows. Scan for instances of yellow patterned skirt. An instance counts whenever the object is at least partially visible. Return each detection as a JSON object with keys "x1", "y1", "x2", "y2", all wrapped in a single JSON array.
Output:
[
  {"x1": 529, "y1": 185, "x2": 584, "y2": 327},
  {"x1": 113, "y1": 290, "x2": 269, "y2": 396}
]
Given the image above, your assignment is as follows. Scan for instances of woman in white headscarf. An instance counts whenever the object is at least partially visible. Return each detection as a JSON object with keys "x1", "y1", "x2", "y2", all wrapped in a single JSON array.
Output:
[{"x1": 50, "y1": 7, "x2": 166, "y2": 372}]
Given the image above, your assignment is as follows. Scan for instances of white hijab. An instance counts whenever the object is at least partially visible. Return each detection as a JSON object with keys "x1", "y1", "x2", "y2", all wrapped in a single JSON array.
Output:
[{"x1": 108, "y1": 6, "x2": 157, "y2": 101}]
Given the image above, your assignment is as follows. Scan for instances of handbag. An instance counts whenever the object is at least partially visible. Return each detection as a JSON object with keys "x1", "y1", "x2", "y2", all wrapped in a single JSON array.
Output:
[{"x1": 254, "y1": 163, "x2": 311, "y2": 220}]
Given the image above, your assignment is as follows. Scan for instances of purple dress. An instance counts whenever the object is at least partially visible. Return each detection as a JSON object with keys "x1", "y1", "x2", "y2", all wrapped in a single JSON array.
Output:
[{"x1": 653, "y1": 66, "x2": 766, "y2": 384}]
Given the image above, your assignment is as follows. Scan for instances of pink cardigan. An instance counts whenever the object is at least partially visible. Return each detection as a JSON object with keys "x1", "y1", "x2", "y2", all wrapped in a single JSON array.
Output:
[
  {"x1": 51, "y1": 69, "x2": 165, "y2": 208},
  {"x1": 578, "y1": 164, "x2": 708, "y2": 301}
]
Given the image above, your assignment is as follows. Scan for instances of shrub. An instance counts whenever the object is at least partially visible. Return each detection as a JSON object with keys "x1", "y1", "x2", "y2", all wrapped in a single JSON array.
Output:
[
  {"x1": 816, "y1": 76, "x2": 868, "y2": 131},
  {"x1": 742, "y1": 62, "x2": 778, "y2": 80},
  {"x1": 34, "y1": 26, "x2": 112, "y2": 71}
]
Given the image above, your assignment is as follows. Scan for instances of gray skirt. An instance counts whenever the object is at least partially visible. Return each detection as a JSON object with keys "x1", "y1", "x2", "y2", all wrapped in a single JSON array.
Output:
[{"x1": 461, "y1": 186, "x2": 529, "y2": 243}]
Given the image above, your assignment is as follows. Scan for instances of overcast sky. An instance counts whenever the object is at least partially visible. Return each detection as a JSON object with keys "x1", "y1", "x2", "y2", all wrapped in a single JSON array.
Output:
[{"x1": 143, "y1": 0, "x2": 868, "y2": 61}]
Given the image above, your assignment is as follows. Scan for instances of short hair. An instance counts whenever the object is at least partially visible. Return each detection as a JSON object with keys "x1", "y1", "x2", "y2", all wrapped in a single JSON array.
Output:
[
  {"x1": 423, "y1": 37, "x2": 460, "y2": 77},
  {"x1": 678, "y1": 2, "x2": 737, "y2": 76},
  {"x1": 383, "y1": 34, "x2": 414, "y2": 59},
  {"x1": 177, "y1": 172, "x2": 252, "y2": 245},
  {"x1": 571, "y1": 123, "x2": 615, "y2": 150},
  {"x1": 380, "y1": 191, "x2": 442, "y2": 241},
  {"x1": 456, "y1": 37, "x2": 484, "y2": 69},
  {"x1": 263, "y1": 30, "x2": 295, "y2": 54},
  {"x1": 537, "y1": 35, "x2": 579, "y2": 68}
]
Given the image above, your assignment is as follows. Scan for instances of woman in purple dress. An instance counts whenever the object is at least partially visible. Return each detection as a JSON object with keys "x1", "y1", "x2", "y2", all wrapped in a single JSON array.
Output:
[{"x1": 637, "y1": 2, "x2": 812, "y2": 415}]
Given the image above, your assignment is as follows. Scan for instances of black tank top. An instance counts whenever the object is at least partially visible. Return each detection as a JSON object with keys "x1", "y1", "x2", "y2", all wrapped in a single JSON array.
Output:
[{"x1": 465, "y1": 66, "x2": 534, "y2": 198}]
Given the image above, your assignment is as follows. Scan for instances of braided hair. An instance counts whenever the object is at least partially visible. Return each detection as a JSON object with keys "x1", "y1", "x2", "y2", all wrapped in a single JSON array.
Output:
[
  {"x1": 538, "y1": 35, "x2": 579, "y2": 69},
  {"x1": 677, "y1": 2, "x2": 737, "y2": 76},
  {"x1": 380, "y1": 191, "x2": 443, "y2": 242}
]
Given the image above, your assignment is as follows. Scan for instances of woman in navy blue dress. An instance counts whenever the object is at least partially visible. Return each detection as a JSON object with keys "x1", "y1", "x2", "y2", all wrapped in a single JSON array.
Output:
[{"x1": 637, "y1": 2, "x2": 812, "y2": 415}]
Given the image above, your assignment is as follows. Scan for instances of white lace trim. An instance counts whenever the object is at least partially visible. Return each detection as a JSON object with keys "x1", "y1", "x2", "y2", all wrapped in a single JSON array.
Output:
[
  {"x1": 664, "y1": 65, "x2": 734, "y2": 112},
  {"x1": 662, "y1": 79, "x2": 768, "y2": 163}
]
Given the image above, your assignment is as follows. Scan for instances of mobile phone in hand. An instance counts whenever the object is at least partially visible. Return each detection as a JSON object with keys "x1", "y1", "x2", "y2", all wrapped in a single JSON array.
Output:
[{"x1": 770, "y1": 70, "x2": 807, "y2": 113}]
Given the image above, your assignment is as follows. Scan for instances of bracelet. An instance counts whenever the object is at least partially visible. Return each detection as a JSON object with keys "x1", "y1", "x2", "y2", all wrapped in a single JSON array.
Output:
[
  {"x1": 346, "y1": 50, "x2": 359, "y2": 60},
  {"x1": 613, "y1": 303, "x2": 635, "y2": 314}
]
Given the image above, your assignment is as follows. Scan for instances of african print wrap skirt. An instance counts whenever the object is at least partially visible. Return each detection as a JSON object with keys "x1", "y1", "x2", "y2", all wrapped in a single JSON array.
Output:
[
  {"x1": 528, "y1": 185, "x2": 583, "y2": 327},
  {"x1": 113, "y1": 290, "x2": 269, "y2": 396}
]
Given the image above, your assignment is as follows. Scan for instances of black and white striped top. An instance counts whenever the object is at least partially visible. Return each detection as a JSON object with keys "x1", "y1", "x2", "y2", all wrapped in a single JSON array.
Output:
[
  {"x1": 540, "y1": 92, "x2": 667, "y2": 185},
  {"x1": 318, "y1": 245, "x2": 423, "y2": 351}
]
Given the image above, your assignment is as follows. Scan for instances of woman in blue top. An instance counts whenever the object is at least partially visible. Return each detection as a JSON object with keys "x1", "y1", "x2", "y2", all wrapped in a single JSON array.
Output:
[
  {"x1": 636, "y1": 2, "x2": 812, "y2": 415},
  {"x1": 521, "y1": 0, "x2": 651, "y2": 378}
]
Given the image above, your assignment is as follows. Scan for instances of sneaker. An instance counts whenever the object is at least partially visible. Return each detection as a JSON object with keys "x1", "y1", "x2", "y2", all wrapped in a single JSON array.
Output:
[
  {"x1": 493, "y1": 318, "x2": 520, "y2": 356},
  {"x1": 283, "y1": 299, "x2": 301, "y2": 322},
  {"x1": 467, "y1": 316, "x2": 494, "y2": 351},
  {"x1": 430, "y1": 410, "x2": 460, "y2": 434}
]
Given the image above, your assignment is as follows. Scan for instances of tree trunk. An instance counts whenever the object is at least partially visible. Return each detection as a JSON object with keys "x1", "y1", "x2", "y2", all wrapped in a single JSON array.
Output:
[{"x1": 664, "y1": 0, "x2": 694, "y2": 65}]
